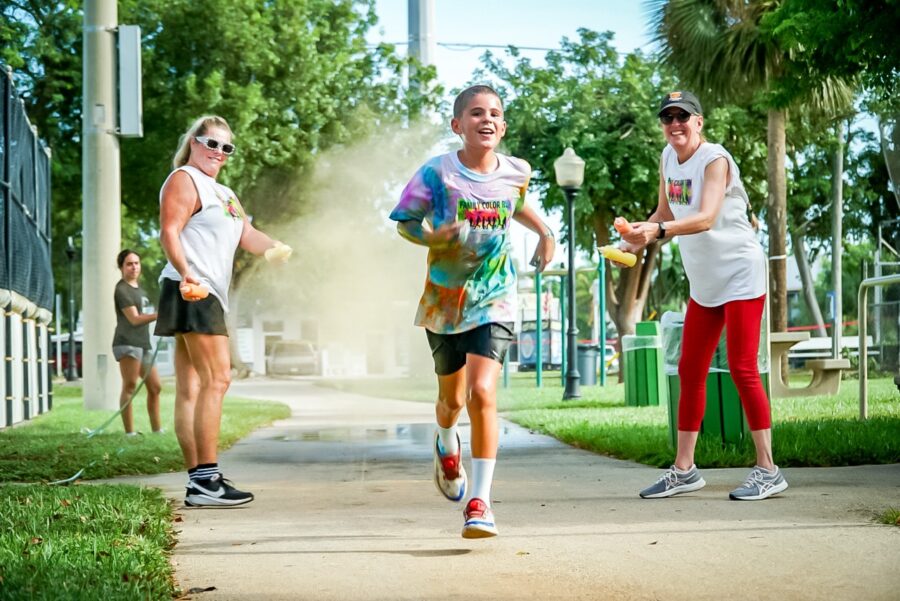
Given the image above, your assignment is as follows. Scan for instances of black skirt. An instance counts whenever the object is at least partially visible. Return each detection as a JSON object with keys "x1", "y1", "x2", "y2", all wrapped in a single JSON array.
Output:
[{"x1": 154, "y1": 278, "x2": 228, "y2": 337}]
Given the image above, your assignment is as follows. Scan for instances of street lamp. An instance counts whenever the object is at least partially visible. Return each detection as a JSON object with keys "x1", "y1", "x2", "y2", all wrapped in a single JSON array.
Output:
[
  {"x1": 65, "y1": 236, "x2": 78, "y2": 381},
  {"x1": 554, "y1": 147, "x2": 585, "y2": 400}
]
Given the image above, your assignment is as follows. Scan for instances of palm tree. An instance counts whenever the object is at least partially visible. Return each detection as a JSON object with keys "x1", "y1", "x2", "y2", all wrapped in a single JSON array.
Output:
[{"x1": 645, "y1": 0, "x2": 852, "y2": 333}]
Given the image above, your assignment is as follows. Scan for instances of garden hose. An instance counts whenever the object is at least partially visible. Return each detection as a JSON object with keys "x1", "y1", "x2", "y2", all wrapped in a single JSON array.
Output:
[
  {"x1": 83, "y1": 340, "x2": 162, "y2": 438},
  {"x1": 48, "y1": 340, "x2": 162, "y2": 486}
]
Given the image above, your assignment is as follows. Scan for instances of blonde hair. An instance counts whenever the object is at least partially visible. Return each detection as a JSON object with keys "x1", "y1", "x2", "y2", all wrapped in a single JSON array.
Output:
[{"x1": 172, "y1": 115, "x2": 233, "y2": 169}]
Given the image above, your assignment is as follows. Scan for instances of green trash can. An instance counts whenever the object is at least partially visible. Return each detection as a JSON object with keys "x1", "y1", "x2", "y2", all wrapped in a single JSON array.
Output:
[
  {"x1": 661, "y1": 312, "x2": 770, "y2": 448},
  {"x1": 622, "y1": 321, "x2": 668, "y2": 407}
]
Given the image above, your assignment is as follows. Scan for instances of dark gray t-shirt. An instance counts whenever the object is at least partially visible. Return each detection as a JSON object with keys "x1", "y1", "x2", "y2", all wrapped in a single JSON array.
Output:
[{"x1": 113, "y1": 279, "x2": 152, "y2": 349}]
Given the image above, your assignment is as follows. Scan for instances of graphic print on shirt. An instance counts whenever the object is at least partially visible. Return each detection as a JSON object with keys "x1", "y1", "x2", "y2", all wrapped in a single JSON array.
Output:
[
  {"x1": 215, "y1": 189, "x2": 244, "y2": 220},
  {"x1": 666, "y1": 178, "x2": 693, "y2": 206},
  {"x1": 456, "y1": 198, "x2": 511, "y2": 231}
]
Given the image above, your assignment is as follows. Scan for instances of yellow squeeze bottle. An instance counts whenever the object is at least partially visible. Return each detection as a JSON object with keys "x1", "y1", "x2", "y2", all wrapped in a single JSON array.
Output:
[{"x1": 599, "y1": 245, "x2": 637, "y2": 267}]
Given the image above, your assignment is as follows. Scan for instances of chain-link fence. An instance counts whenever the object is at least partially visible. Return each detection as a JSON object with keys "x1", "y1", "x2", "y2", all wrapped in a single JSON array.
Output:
[{"x1": 1, "y1": 67, "x2": 54, "y2": 427}]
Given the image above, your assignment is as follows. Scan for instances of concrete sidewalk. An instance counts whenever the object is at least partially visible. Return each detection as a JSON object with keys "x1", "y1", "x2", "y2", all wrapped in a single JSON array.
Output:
[{"x1": 119, "y1": 378, "x2": 900, "y2": 601}]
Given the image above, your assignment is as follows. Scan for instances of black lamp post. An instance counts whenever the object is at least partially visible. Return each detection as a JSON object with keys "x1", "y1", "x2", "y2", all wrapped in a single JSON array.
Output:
[
  {"x1": 65, "y1": 236, "x2": 78, "y2": 381},
  {"x1": 554, "y1": 147, "x2": 585, "y2": 400}
]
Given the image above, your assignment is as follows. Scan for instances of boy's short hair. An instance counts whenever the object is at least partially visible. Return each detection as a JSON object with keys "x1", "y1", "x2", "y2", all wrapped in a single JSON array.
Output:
[{"x1": 453, "y1": 85, "x2": 503, "y2": 119}]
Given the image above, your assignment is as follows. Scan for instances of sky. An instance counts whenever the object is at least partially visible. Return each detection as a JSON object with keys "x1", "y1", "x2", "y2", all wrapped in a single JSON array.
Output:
[
  {"x1": 370, "y1": 0, "x2": 653, "y2": 93},
  {"x1": 369, "y1": 1, "x2": 656, "y2": 268}
]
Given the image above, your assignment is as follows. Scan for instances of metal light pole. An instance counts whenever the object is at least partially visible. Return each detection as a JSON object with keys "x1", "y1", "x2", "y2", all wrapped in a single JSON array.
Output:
[
  {"x1": 560, "y1": 274, "x2": 567, "y2": 387},
  {"x1": 598, "y1": 259, "x2": 607, "y2": 386},
  {"x1": 554, "y1": 148, "x2": 585, "y2": 400},
  {"x1": 535, "y1": 269, "x2": 543, "y2": 388},
  {"x1": 65, "y1": 237, "x2": 78, "y2": 381},
  {"x1": 831, "y1": 122, "x2": 844, "y2": 359}
]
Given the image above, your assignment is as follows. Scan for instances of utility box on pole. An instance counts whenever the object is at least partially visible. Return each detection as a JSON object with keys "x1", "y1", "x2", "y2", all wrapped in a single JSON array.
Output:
[{"x1": 117, "y1": 24, "x2": 142, "y2": 138}]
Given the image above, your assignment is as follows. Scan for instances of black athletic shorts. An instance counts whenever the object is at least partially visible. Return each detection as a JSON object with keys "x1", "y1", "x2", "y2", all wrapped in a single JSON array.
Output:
[
  {"x1": 154, "y1": 278, "x2": 228, "y2": 337},
  {"x1": 425, "y1": 322, "x2": 515, "y2": 376}
]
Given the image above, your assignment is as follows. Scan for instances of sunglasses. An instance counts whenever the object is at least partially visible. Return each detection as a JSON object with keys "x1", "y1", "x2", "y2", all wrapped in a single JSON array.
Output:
[
  {"x1": 194, "y1": 135, "x2": 235, "y2": 155},
  {"x1": 660, "y1": 110, "x2": 693, "y2": 125}
]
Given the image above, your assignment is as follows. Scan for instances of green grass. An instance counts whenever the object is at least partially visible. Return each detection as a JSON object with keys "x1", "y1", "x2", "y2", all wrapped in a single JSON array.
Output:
[
  {"x1": 0, "y1": 382, "x2": 290, "y2": 483},
  {"x1": 878, "y1": 507, "x2": 900, "y2": 527},
  {"x1": 0, "y1": 381, "x2": 290, "y2": 600},
  {"x1": 318, "y1": 372, "x2": 900, "y2": 468},
  {"x1": 0, "y1": 484, "x2": 175, "y2": 600}
]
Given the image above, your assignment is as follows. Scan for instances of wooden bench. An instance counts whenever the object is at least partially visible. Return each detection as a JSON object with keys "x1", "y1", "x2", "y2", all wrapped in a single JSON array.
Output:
[{"x1": 770, "y1": 332, "x2": 851, "y2": 398}]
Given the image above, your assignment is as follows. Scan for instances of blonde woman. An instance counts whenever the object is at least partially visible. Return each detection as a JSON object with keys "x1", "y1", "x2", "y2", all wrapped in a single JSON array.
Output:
[{"x1": 157, "y1": 115, "x2": 290, "y2": 507}]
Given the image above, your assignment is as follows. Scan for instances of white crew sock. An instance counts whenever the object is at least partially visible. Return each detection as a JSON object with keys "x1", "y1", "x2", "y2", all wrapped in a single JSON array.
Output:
[
  {"x1": 437, "y1": 425, "x2": 459, "y2": 455},
  {"x1": 470, "y1": 458, "x2": 496, "y2": 506}
]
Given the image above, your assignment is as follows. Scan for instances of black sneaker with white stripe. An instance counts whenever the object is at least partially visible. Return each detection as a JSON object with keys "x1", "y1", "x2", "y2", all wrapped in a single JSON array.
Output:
[{"x1": 185, "y1": 474, "x2": 254, "y2": 507}]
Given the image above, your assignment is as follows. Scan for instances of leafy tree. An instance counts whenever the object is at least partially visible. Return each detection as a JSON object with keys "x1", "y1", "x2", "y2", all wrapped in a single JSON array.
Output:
[
  {"x1": 478, "y1": 29, "x2": 678, "y2": 339},
  {"x1": 118, "y1": 0, "x2": 441, "y2": 285},
  {"x1": 782, "y1": 113, "x2": 890, "y2": 334},
  {"x1": 2, "y1": 0, "x2": 83, "y2": 308},
  {"x1": 2, "y1": 0, "x2": 441, "y2": 306},
  {"x1": 761, "y1": 0, "x2": 900, "y2": 105},
  {"x1": 646, "y1": 0, "x2": 854, "y2": 334}
]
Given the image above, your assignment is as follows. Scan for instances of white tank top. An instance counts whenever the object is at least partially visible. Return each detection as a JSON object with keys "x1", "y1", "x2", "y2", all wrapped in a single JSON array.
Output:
[
  {"x1": 159, "y1": 165, "x2": 245, "y2": 311},
  {"x1": 662, "y1": 142, "x2": 766, "y2": 306}
]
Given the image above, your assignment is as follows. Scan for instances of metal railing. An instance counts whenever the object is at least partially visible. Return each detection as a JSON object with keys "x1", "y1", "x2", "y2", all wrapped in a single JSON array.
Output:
[{"x1": 858, "y1": 273, "x2": 900, "y2": 419}]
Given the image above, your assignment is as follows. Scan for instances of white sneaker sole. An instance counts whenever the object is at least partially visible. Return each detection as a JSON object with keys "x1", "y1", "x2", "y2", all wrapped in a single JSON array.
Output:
[
  {"x1": 462, "y1": 521, "x2": 498, "y2": 539},
  {"x1": 185, "y1": 493, "x2": 254, "y2": 507},
  {"x1": 730, "y1": 480, "x2": 789, "y2": 501},
  {"x1": 640, "y1": 477, "x2": 707, "y2": 499}
]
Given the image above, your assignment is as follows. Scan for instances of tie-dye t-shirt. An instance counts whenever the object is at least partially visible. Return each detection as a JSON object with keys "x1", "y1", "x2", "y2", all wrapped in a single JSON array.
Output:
[{"x1": 390, "y1": 151, "x2": 530, "y2": 334}]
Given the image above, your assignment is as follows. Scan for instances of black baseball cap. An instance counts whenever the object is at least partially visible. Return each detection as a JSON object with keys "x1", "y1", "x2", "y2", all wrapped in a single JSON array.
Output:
[{"x1": 658, "y1": 90, "x2": 703, "y2": 116}]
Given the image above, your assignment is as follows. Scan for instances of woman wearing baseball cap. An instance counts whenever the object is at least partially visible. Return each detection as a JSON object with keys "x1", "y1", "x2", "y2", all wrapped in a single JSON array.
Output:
[{"x1": 617, "y1": 90, "x2": 787, "y2": 501}]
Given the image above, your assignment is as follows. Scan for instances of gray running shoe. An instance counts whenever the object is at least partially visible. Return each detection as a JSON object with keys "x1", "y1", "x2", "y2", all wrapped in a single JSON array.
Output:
[
  {"x1": 729, "y1": 466, "x2": 788, "y2": 501},
  {"x1": 639, "y1": 465, "x2": 706, "y2": 499}
]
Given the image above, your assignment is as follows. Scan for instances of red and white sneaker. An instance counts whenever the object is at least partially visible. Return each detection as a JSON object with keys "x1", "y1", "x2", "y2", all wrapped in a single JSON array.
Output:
[
  {"x1": 433, "y1": 432, "x2": 467, "y2": 502},
  {"x1": 462, "y1": 497, "x2": 498, "y2": 539}
]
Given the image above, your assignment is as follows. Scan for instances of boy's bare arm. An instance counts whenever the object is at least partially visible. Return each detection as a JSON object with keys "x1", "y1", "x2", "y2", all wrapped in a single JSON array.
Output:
[
  {"x1": 512, "y1": 204, "x2": 553, "y2": 237},
  {"x1": 512, "y1": 205, "x2": 555, "y2": 272},
  {"x1": 397, "y1": 220, "x2": 465, "y2": 248}
]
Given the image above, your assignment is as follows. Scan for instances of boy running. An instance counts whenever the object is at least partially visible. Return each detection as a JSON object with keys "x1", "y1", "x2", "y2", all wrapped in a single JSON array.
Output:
[{"x1": 390, "y1": 85, "x2": 555, "y2": 538}]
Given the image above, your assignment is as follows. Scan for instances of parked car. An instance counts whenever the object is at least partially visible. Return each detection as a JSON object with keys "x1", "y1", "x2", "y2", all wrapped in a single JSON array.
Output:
[{"x1": 266, "y1": 340, "x2": 318, "y2": 376}]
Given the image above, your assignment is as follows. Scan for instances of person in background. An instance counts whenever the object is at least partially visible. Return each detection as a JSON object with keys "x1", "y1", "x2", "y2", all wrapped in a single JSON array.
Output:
[{"x1": 113, "y1": 249, "x2": 162, "y2": 436}]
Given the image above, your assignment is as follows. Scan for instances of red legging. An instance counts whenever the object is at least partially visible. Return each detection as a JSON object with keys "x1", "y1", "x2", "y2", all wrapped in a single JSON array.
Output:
[{"x1": 677, "y1": 294, "x2": 771, "y2": 431}]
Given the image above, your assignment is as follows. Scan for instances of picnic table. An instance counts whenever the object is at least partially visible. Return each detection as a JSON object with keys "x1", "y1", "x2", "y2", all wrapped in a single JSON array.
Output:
[{"x1": 770, "y1": 331, "x2": 850, "y2": 398}]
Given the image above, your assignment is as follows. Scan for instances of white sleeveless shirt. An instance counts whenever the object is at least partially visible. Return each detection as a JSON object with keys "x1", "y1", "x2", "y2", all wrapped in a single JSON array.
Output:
[
  {"x1": 159, "y1": 165, "x2": 245, "y2": 311},
  {"x1": 662, "y1": 142, "x2": 766, "y2": 306}
]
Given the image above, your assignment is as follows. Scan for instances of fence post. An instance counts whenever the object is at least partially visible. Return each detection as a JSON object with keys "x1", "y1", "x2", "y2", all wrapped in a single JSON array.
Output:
[
  {"x1": 535, "y1": 270, "x2": 542, "y2": 388},
  {"x1": 560, "y1": 275, "x2": 566, "y2": 386}
]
